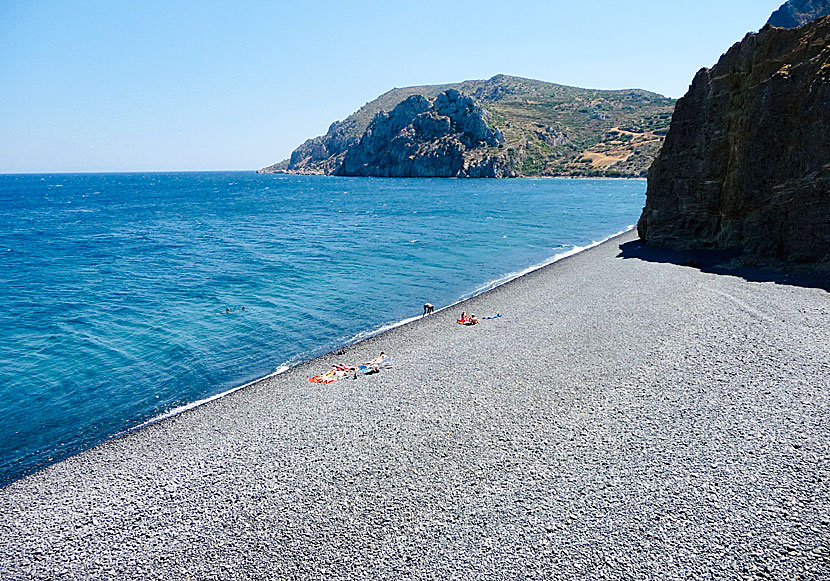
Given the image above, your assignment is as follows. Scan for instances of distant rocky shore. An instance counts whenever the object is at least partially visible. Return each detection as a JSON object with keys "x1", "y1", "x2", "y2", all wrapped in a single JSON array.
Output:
[{"x1": 260, "y1": 75, "x2": 675, "y2": 178}]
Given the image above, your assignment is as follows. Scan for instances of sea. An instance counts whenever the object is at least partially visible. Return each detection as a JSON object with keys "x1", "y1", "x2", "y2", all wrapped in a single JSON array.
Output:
[{"x1": 0, "y1": 172, "x2": 646, "y2": 485}]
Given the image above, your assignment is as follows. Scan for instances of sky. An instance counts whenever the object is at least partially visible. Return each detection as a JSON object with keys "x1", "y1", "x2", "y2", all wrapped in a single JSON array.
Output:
[{"x1": 0, "y1": 0, "x2": 786, "y2": 173}]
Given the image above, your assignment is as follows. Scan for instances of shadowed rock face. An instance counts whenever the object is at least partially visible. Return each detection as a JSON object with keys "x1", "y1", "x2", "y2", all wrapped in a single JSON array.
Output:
[
  {"x1": 337, "y1": 90, "x2": 510, "y2": 178},
  {"x1": 638, "y1": 17, "x2": 830, "y2": 267},
  {"x1": 768, "y1": 0, "x2": 830, "y2": 28}
]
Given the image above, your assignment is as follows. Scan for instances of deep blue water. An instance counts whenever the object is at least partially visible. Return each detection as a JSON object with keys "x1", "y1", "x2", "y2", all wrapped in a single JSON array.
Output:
[{"x1": 0, "y1": 172, "x2": 645, "y2": 485}]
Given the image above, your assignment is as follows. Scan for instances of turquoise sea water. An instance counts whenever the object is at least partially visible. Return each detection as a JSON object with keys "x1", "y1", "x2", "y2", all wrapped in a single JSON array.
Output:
[{"x1": 0, "y1": 172, "x2": 645, "y2": 485}]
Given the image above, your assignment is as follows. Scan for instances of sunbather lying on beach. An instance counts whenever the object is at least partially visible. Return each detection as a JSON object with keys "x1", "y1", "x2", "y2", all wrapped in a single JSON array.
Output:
[
  {"x1": 366, "y1": 352, "x2": 388, "y2": 366},
  {"x1": 356, "y1": 352, "x2": 392, "y2": 376}
]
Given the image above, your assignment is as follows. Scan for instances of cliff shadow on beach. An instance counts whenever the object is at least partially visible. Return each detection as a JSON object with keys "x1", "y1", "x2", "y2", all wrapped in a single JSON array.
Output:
[{"x1": 617, "y1": 239, "x2": 830, "y2": 292}]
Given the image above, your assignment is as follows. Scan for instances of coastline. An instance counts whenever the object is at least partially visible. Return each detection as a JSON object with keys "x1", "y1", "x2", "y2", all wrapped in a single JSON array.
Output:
[
  {"x1": 1, "y1": 229, "x2": 827, "y2": 579},
  {"x1": 259, "y1": 171, "x2": 648, "y2": 180},
  {"x1": 129, "y1": 226, "x2": 636, "y2": 436}
]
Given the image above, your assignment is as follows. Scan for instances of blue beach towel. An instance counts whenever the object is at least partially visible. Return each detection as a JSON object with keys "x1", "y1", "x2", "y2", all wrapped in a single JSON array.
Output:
[{"x1": 484, "y1": 314, "x2": 502, "y2": 320}]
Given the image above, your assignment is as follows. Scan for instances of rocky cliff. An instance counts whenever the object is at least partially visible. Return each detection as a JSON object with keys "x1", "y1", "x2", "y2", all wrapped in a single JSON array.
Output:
[
  {"x1": 260, "y1": 75, "x2": 675, "y2": 178},
  {"x1": 638, "y1": 17, "x2": 830, "y2": 267},
  {"x1": 768, "y1": 0, "x2": 830, "y2": 28},
  {"x1": 336, "y1": 90, "x2": 510, "y2": 178}
]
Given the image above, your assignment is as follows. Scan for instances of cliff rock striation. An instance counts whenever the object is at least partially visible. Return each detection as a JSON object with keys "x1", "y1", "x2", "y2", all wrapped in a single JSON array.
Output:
[
  {"x1": 767, "y1": 0, "x2": 830, "y2": 28},
  {"x1": 638, "y1": 17, "x2": 830, "y2": 267}
]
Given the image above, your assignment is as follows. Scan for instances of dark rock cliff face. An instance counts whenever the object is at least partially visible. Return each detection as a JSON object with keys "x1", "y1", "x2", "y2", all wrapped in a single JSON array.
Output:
[
  {"x1": 338, "y1": 90, "x2": 509, "y2": 178},
  {"x1": 768, "y1": 0, "x2": 830, "y2": 28},
  {"x1": 638, "y1": 17, "x2": 830, "y2": 267}
]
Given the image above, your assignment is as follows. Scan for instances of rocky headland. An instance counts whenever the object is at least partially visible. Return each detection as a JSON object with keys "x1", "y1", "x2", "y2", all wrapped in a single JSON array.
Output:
[
  {"x1": 638, "y1": 16, "x2": 830, "y2": 268},
  {"x1": 337, "y1": 90, "x2": 511, "y2": 178},
  {"x1": 768, "y1": 0, "x2": 830, "y2": 28},
  {"x1": 261, "y1": 75, "x2": 676, "y2": 178}
]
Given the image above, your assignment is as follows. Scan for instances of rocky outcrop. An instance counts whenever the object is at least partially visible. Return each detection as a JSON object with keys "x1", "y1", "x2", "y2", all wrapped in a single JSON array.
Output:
[
  {"x1": 768, "y1": 0, "x2": 830, "y2": 28},
  {"x1": 337, "y1": 90, "x2": 509, "y2": 178},
  {"x1": 638, "y1": 17, "x2": 830, "y2": 267}
]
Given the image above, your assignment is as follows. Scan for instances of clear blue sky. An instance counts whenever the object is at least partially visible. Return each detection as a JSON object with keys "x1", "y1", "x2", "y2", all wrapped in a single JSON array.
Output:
[{"x1": 0, "y1": 0, "x2": 784, "y2": 173}]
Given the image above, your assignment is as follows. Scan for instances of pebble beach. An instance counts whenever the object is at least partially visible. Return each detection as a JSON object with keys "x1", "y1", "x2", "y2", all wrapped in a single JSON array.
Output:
[{"x1": 1, "y1": 230, "x2": 828, "y2": 580}]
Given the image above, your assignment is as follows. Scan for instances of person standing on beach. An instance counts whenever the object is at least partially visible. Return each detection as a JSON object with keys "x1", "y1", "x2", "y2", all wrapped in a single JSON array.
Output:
[{"x1": 423, "y1": 303, "x2": 434, "y2": 316}]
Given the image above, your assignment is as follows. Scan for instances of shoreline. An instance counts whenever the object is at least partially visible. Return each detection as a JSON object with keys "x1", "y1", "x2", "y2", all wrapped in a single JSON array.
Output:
[
  {"x1": 2, "y1": 228, "x2": 827, "y2": 579},
  {"x1": 126, "y1": 227, "x2": 635, "y2": 440},
  {"x1": 258, "y1": 171, "x2": 648, "y2": 181}
]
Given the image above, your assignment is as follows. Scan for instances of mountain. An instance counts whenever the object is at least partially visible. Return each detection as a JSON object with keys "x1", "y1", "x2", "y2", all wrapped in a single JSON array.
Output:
[
  {"x1": 638, "y1": 16, "x2": 830, "y2": 267},
  {"x1": 767, "y1": 0, "x2": 830, "y2": 28},
  {"x1": 260, "y1": 75, "x2": 676, "y2": 178}
]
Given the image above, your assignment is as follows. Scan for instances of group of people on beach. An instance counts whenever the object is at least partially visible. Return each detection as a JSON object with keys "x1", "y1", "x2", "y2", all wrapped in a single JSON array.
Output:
[
  {"x1": 309, "y1": 301, "x2": 501, "y2": 384},
  {"x1": 457, "y1": 311, "x2": 478, "y2": 325},
  {"x1": 308, "y1": 352, "x2": 391, "y2": 384}
]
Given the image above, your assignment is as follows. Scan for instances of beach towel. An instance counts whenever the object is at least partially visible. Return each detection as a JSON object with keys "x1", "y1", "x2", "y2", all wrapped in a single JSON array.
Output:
[
  {"x1": 484, "y1": 314, "x2": 502, "y2": 320},
  {"x1": 308, "y1": 369, "x2": 338, "y2": 384},
  {"x1": 308, "y1": 367, "x2": 353, "y2": 384},
  {"x1": 356, "y1": 356, "x2": 392, "y2": 375},
  {"x1": 308, "y1": 369, "x2": 336, "y2": 384}
]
